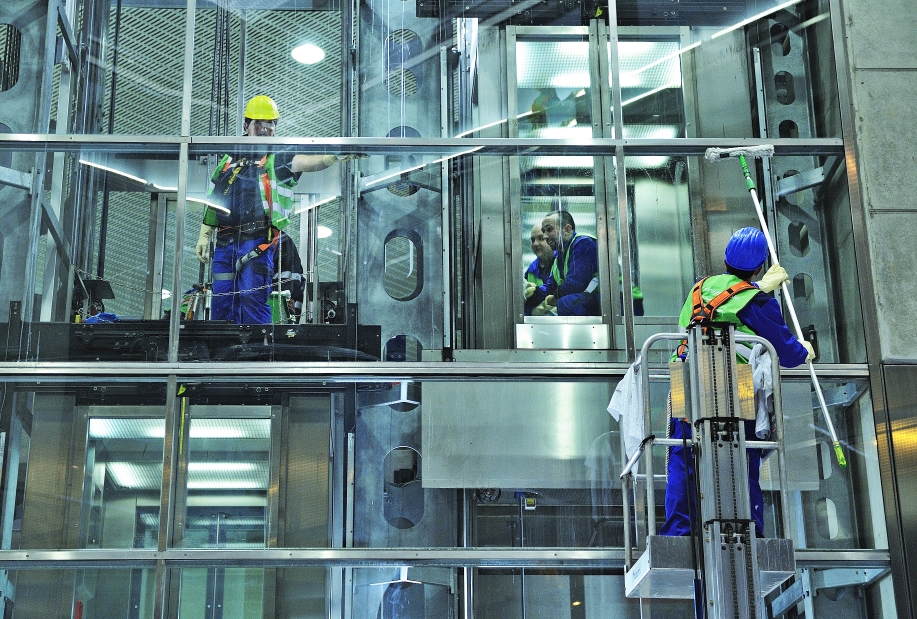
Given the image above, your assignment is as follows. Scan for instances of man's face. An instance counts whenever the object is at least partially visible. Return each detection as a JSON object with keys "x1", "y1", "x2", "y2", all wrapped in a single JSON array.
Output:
[
  {"x1": 245, "y1": 119, "x2": 277, "y2": 137},
  {"x1": 542, "y1": 215, "x2": 569, "y2": 250},
  {"x1": 530, "y1": 225, "x2": 553, "y2": 262}
]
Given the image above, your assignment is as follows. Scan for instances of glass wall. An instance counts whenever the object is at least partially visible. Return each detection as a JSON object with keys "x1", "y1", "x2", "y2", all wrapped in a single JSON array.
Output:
[{"x1": 0, "y1": 0, "x2": 893, "y2": 617}]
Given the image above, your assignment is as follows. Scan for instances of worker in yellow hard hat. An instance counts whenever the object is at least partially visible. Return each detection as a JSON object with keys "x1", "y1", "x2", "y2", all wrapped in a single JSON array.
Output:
[{"x1": 195, "y1": 95, "x2": 357, "y2": 324}]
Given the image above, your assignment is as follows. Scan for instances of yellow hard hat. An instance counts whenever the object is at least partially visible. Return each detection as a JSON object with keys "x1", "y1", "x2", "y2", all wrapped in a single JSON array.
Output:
[{"x1": 244, "y1": 95, "x2": 280, "y2": 121}]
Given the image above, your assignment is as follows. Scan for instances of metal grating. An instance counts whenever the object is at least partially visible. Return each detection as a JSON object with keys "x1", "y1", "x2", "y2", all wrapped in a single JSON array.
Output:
[{"x1": 90, "y1": 6, "x2": 345, "y2": 316}]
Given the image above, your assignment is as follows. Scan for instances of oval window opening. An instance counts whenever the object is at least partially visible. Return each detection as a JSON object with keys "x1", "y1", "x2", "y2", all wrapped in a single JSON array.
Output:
[
  {"x1": 792, "y1": 273, "x2": 814, "y2": 312},
  {"x1": 779, "y1": 119, "x2": 799, "y2": 139},
  {"x1": 770, "y1": 23, "x2": 791, "y2": 56},
  {"x1": 0, "y1": 24, "x2": 22, "y2": 92},
  {"x1": 385, "y1": 334, "x2": 422, "y2": 362},
  {"x1": 383, "y1": 231, "x2": 423, "y2": 301},
  {"x1": 815, "y1": 497, "x2": 839, "y2": 539},
  {"x1": 383, "y1": 446, "x2": 424, "y2": 529},
  {"x1": 385, "y1": 127, "x2": 422, "y2": 197},
  {"x1": 788, "y1": 220, "x2": 809, "y2": 256}
]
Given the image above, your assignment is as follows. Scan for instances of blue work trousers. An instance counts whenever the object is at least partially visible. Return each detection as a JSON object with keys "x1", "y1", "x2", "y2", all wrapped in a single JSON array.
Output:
[
  {"x1": 556, "y1": 291, "x2": 600, "y2": 316},
  {"x1": 659, "y1": 418, "x2": 764, "y2": 537},
  {"x1": 211, "y1": 237, "x2": 275, "y2": 324}
]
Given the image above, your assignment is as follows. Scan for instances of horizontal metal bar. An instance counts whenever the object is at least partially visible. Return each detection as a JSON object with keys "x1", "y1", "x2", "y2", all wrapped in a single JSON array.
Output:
[
  {"x1": 0, "y1": 361, "x2": 871, "y2": 380},
  {"x1": 0, "y1": 548, "x2": 623, "y2": 569},
  {"x1": 0, "y1": 548, "x2": 889, "y2": 570},
  {"x1": 0, "y1": 135, "x2": 845, "y2": 157}
]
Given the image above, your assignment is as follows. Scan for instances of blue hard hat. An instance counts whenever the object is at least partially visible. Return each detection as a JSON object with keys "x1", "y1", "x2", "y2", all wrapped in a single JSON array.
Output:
[{"x1": 724, "y1": 227, "x2": 768, "y2": 271}]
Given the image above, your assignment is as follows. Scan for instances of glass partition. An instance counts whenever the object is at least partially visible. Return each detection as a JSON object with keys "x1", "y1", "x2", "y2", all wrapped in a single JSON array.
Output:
[
  {"x1": 4, "y1": 568, "x2": 157, "y2": 619},
  {"x1": 0, "y1": 143, "x2": 865, "y2": 362},
  {"x1": 617, "y1": 0, "x2": 841, "y2": 140},
  {"x1": 10, "y1": 384, "x2": 166, "y2": 551},
  {"x1": 0, "y1": 564, "x2": 895, "y2": 619}
]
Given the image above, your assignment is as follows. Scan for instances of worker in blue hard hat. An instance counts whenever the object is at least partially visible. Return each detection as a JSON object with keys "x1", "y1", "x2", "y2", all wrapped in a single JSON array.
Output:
[
  {"x1": 660, "y1": 226, "x2": 814, "y2": 538},
  {"x1": 195, "y1": 95, "x2": 358, "y2": 324}
]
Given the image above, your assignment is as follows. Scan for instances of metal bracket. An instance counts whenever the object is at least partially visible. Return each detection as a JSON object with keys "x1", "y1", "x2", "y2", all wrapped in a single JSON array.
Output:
[
  {"x1": 770, "y1": 567, "x2": 887, "y2": 617},
  {"x1": 776, "y1": 156, "x2": 843, "y2": 198},
  {"x1": 57, "y1": 4, "x2": 79, "y2": 66},
  {"x1": 0, "y1": 166, "x2": 32, "y2": 192}
]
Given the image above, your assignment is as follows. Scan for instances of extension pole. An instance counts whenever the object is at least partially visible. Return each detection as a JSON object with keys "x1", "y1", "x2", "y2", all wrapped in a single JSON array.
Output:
[{"x1": 738, "y1": 154, "x2": 846, "y2": 467}]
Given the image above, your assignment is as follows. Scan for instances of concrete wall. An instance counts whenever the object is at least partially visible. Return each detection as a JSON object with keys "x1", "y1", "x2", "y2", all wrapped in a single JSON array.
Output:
[{"x1": 842, "y1": 0, "x2": 917, "y2": 362}]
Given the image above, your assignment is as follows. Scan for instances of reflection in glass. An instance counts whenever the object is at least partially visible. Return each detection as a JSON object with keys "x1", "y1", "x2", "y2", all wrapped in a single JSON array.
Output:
[
  {"x1": 183, "y1": 417, "x2": 271, "y2": 549},
  {"x1": 84, "y1": 417, "x2": 165, "y2": 549}
]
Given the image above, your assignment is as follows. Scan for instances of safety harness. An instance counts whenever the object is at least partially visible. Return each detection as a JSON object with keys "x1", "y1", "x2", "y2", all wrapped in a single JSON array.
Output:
[
  {"x1": 211, "y1": 229, "x2": 280, "y2": 281},
  {"x1": 674, "y1": 277, "x2": 757, "y2": 358}
]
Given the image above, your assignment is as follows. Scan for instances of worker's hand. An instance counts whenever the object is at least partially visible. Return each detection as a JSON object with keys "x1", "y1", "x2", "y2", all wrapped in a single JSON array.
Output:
[
  {"x1": 757, "y1": 264, "x2": 789, "y2": 293},
  {"x1": 801, "y1": 340, "x2": 816, "y2": 362},
  {"x1": 196, "y1": 224, "x2": 216, "y2": 263},
  {"x1": 321, "y1": 153, "x2": 369, "y2": 167},
  {"x1": 531, "y1": 300, "x2": 556, "y2": 316},
  {"x1": 524, "y1": 281, "x2": 537, "y2": 299},
  {"x1": 545, "y1": 294, "x2": 557, "y2": 307}
]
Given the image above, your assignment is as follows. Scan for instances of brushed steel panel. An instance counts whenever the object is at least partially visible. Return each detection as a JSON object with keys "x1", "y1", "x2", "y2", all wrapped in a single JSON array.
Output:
[{"x1": 422, "y1": 380, "x2": 614, "y2": 488}]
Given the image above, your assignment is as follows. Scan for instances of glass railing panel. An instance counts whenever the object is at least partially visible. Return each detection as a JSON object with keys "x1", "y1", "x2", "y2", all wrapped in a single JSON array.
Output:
[
  {"x1": 4, "y1": 568, "x2": 157, "y2": 619},
  {"x1": 0, "y1": 143, "x2": 181, "y2": 361}
]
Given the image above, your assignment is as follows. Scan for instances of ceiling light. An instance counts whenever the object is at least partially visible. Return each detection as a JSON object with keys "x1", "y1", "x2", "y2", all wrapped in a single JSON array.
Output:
[
  {"x1": 317, "y1": 225, "x2": 332, "y2": 239},
  {"x1": 292, "y1": 43, "x2": 325, "y2": 65}
]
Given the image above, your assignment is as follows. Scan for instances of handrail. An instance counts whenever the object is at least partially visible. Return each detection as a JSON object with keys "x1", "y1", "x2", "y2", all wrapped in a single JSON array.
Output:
[{"x1": 620, "y1": 328, "x2": 791, "y2": 567}]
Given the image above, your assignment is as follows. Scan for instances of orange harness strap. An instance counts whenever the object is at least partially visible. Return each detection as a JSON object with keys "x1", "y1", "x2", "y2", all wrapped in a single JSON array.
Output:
[{"x1": 688, "y1": 277, "x2": 757, "y2": 326}]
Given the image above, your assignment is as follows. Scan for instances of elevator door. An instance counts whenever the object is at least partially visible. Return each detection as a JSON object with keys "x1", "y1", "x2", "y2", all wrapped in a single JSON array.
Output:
[{"x1": 507, "y1": 24, "x2": 691, "y2": 349}]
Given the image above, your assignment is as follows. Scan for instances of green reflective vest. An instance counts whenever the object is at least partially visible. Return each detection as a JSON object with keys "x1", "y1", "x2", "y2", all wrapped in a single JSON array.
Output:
[
  {"x1": 551, "y1": 231, "x2": 599, "y2": 290},
  {"x1": 678, "y1": 273, "x2": 760, "y2": 336},
  {"x1": 207, "y1": 154, "x2": 296, "y2": 230}
]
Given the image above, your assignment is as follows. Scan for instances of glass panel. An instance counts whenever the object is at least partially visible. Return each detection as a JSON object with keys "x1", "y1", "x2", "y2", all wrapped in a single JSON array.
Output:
[
  {"x1": 179, "y1": 567, "x2": 330, "y2": 619},
  {"x1": 618, "y1": 0, "x2": 841, "y2": 139},
  {"x1": 11, "y1": 385, "x2": 167, "y2": 551},
  {"x1": 0, "y1": 145, "x2": 180, "y2": 361},
  {"x1": 625, "y1": 156, "x2": 693, "y2": 350},
  {"x1": 780, "y1": 379, "x2": 887, "y2": 549},
  {"x1": 181, "y1": 413, "x2": 271, "y2": 549},
  {"x1": 516, "y1": 38, "x2": 593, "y2": 138},
  {"x1": 698, "y1": 154, "x2": 864, "y2": 364},
  {"x1": 474, "y1": 569, "x2": 666, "y2": 619},
  {"x1": 84, "y1": 414, "x2": 166, "y2": 549},
  {"x1": 191, "y1": 5, "x2": 343, "y2": 139},
  {"x1": 5, "y1": 568, "x2": 156, "y2": 619},
  {"x1": 619, "y1": 39, "x2": 686, "y2": 138}
]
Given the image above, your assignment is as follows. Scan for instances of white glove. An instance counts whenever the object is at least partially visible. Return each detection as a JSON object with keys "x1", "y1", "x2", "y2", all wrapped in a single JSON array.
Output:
[
  {"x1": 545, "y1": 294, "x2": 557, "y2": 307},
  {"x1": 757, "y1": 264, "x2": 789, "y2": 293},
  {"x1": 524, "y1": 281, "x2": 537, "y2": 299},
  {"x1": 531, "y1": 300, "x2": 556, "y2": 316},
  {"x1": 196, "y1": 224, "x2": 216, "y2": 263},
  {"x1": 801, "y1": 340, "x2": 815, "y2": 362}
]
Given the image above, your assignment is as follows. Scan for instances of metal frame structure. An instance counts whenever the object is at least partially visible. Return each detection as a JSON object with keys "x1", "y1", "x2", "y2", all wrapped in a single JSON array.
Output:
[{"x1": 0, "y1": 0, "x2": 903, "y2": 614}]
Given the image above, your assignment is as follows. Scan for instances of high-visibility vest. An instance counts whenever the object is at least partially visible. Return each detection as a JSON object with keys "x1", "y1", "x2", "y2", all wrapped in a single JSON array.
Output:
[
  {"x1": 551, "y1": 232, "x2": 599, "y2": 292},
  {"x1": 207, "y1": 154, "x2": 296, "y2": 231}
]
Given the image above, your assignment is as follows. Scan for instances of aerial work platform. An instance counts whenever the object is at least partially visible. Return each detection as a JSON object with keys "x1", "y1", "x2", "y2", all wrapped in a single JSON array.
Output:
[
  {"x1": 625, "y1": 534, "x2": 795, "y2": 599},
  {"x1": 620, "y1": 325, "x2": 797, "y2": 618}
]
